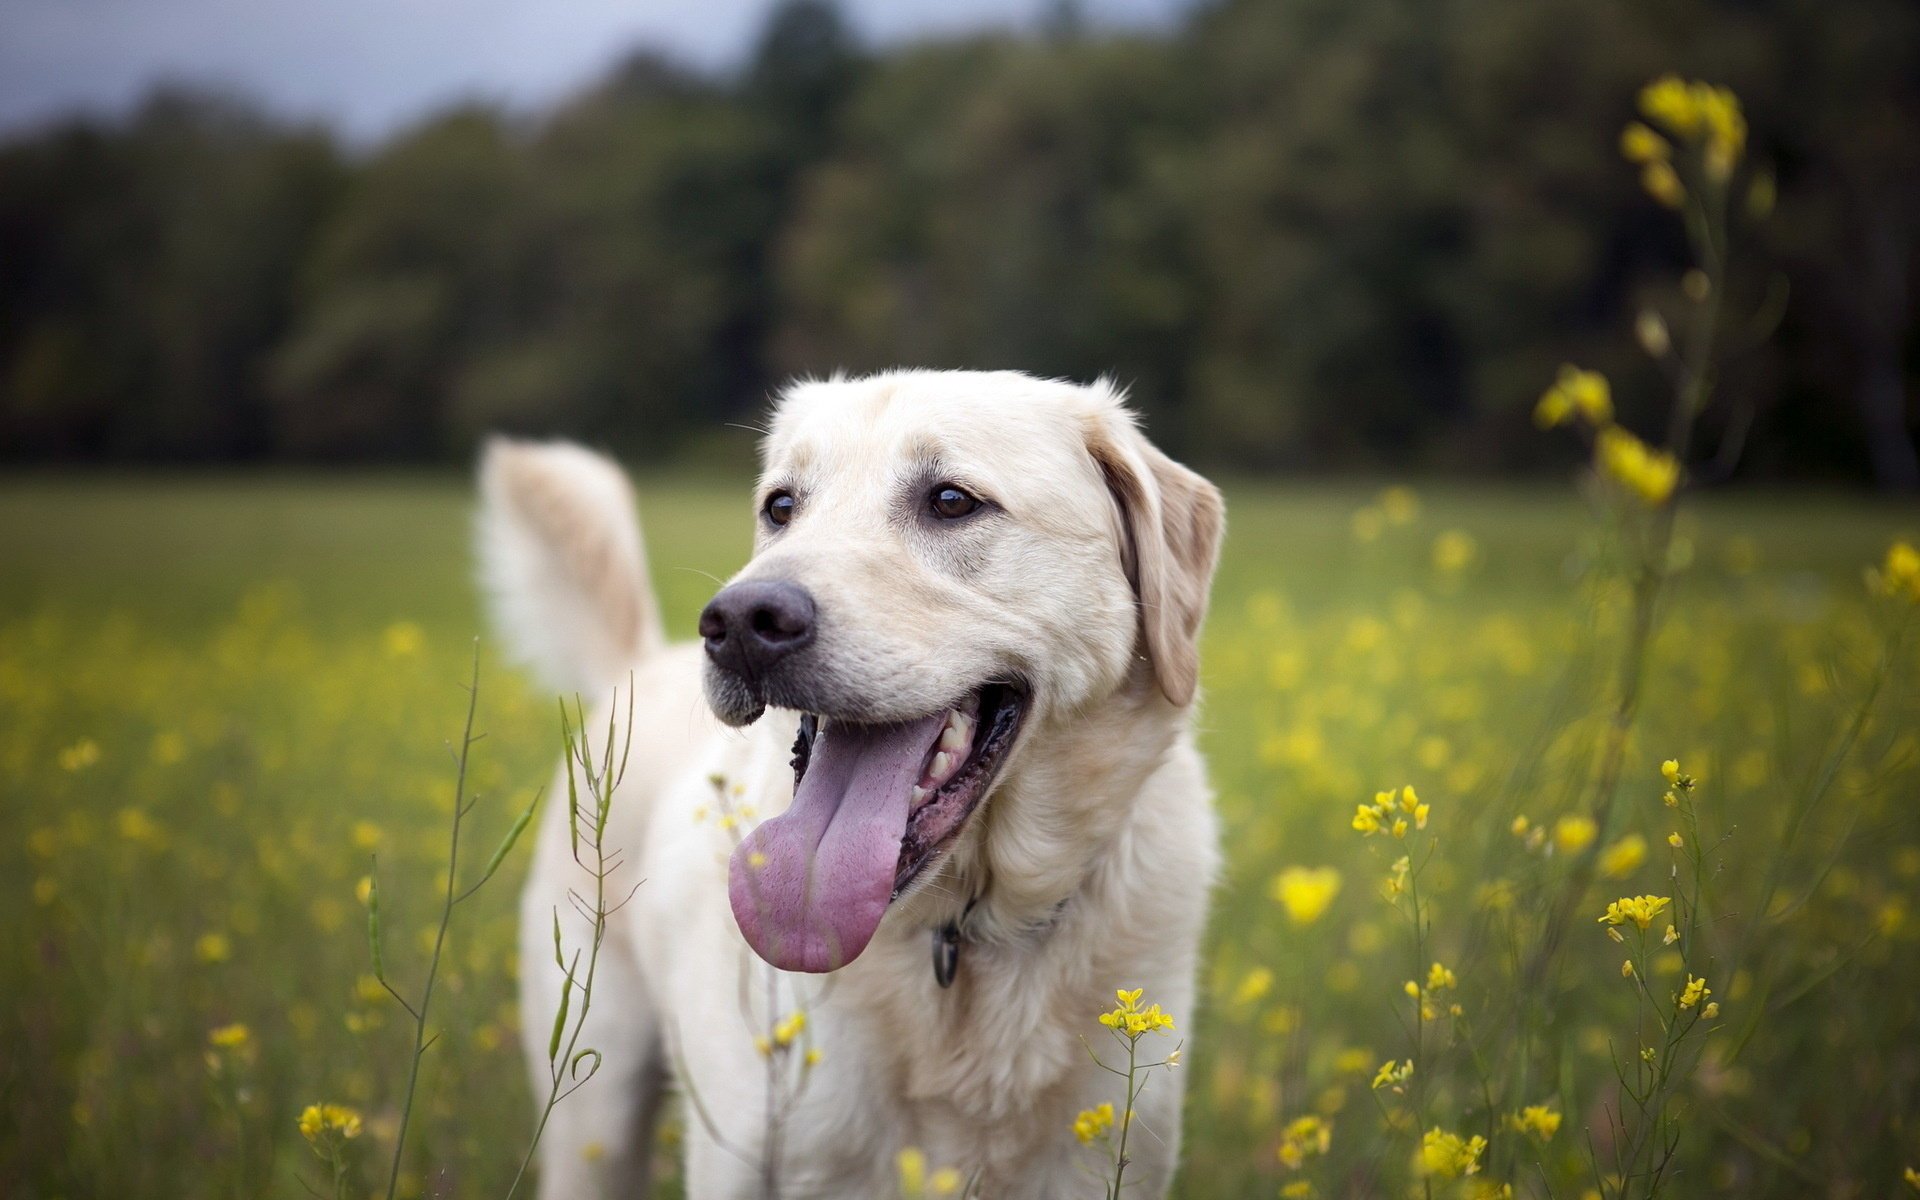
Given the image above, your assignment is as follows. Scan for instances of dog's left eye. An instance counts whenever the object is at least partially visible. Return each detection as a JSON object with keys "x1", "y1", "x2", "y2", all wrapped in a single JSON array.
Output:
[{"x1": 928, "y1": 484, "x2": 981, "y2": 520}]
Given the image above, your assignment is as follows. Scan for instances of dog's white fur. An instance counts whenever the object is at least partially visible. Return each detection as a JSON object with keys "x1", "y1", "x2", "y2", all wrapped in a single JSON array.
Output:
[{"x1": 478, "y1": 370, "x2": 1224, "y2": 1198}]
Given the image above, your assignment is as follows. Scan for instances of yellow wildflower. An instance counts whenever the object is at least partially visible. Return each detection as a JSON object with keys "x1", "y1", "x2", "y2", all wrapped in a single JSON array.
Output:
[
  {"x1": 772, "y1": 1010, "x2": 807, "y2": 1048},
  {"x1": 1703, "y1": 1001, "x2": 1720, "y2": 1019},
  {"x1": 1619, "y1": 121, "x2": 1670, "y2": 164},
  {"x1": 1504, "y1": 1105, "x2": 1562, "y2": 1140},
  {"x1": 1418, "y1": 1127, "x2": 1487, "y2": 1179},
  {"x1": 1371, "y1": 1059, "x2": 1414, "y2": 1091},
  {"x1": 1554, "y1": 815, "x2": 1598, "y2": 855},
  {"x1": 1678, "y1": 974, "x2": 1712, "y2": 1011},
  {"x1": 1234, "y1": 967, "x2": 1273, "y2": 1006},
  {"x1": 1536, "y1": 365, "x2": 1611, "y2": 428},
  {"x1": 208, "y1": 1023, "x2": 251, "y2": 1049},
  {"x1": 1599, "y1": 895, "x2": 1672, "y2": 931},
  {"x1": 297, "y1": 1103, "x2": 363, "y2": 1143},
  {"x1": 1097, "y1": 987, "x2": 1175, "y2": 1038},
  {"x1": 1642, "y1": 162, "x2": 1684, "y2": 208},
  {"x1": 196, "y1": 932, "x2": 233, "y2": 964},
  {"x1": 1597, "y1": 426, "x2": 1680, "y2": 505},
  {"x1": 1599, "y1": 834, "x2": 1648, "y2": 879},
  {"x1": 897, "y1": 1147, "x2": 927, "y2": 1193},
  {"x1": 1869, "y1": 541, "x2": 1920, "y2": 604},
  {"x1": 1425, "y1": 962, "x2": 1457, "y2": 991},
  {"x1": 58, "y1": 739, "x2": 102, "y2": 772},
  {"x1": 1277, "y1": 1114, "x2": 1332, "y2": 1169},
  {"x1": 1352, "y1": 803, "x2": 1385, "y2": 835},
  {"x1": 1271, "y1": 867, "x2": 1343, "y2": 926},
  {"x1": 1668, "y1": 832, "x2": 1683, "y2": 849},
  {"x1": 1072, "y1": 1102, "x2": 1114, "y2": 1144}
]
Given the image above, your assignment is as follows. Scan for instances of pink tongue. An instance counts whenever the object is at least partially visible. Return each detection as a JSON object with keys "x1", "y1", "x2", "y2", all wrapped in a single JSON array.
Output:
[{"x1": 729, "y1": 713, "x2": 946, "y2": 972}]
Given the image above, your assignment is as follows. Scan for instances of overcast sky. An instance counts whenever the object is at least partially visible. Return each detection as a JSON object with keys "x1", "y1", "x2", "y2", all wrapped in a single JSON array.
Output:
[{"x1": 0, "y1": 0, "x2": 1194, "y2": 141}]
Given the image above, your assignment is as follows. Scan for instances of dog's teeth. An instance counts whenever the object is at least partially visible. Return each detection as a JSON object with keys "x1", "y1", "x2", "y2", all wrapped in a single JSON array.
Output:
[
  {"x1": 910, "y1": 785, "x2": 927, "y2": 806},
  {"x1": 939, "y1": 721, "x2": 969, "y2": 753},
  {"x1": 931, "y1": 751, "x2": 955, "y2": 781}
]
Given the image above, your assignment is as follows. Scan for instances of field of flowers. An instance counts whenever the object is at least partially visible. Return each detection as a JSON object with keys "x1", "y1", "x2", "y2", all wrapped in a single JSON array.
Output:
[{"x1": 3, "y1": 468, "x2": 1917, "y2": 1198}]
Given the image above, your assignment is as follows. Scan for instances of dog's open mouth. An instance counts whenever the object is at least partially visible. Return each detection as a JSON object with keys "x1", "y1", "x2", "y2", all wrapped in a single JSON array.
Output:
[{"x1": 726, "y1": 683, "x2": 1026, "y2": 973}]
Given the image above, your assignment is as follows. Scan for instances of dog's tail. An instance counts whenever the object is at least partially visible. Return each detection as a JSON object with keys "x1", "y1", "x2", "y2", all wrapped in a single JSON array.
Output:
[{"x1": 476, "y1": 437, "x2": 664, "y2": 699}]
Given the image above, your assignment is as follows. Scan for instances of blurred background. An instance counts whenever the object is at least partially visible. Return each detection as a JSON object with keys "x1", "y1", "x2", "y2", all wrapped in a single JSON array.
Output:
[{"x1": 1, "y1": 0, "x2": 1915, "y2": 485}]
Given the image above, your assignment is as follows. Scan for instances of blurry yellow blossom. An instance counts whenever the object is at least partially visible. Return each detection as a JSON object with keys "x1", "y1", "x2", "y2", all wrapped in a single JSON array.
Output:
[
  {"x1": 1703, "y1": 1001, "x2": 1720, "y2": 1020},
  {"x1": 1536, "y1": 365, "x2": 1612, "y2": 429},
  {"x1": 1597, "y1": 427, "x2": 1680, "y2": 505},
  {"x1": 1425, "y1": 962, "x2": 1457, "y2": 991},
  {"x1": 117, "y1": 807, "x2": 165, "y2": 846},
  {"x1": 1635, "y1": 310, "x2": 1671, "y2": 358},
  {"x1": 1554, "y1": 815, "x2": 1598, "y2": 855},
  {"x1": 1280, "y1": 1183, "x2": 1316, "y2": 1199},
  {"x1": 772, "y1": 1010, "x2": 806, "y2": 1048},
  {"x1": 1598, "y1": 834, "x2": 1648, "y2": 878},
  {"x1": 1868, "y1": 541, "x2": 1920, "y2": 604},
  {"x1": 196, "y1": 932, "x2": 232, "y2": 963},
  {"x1": 58, "y1": 738, "x2": 102, "y2": 771},
  {"x1": 1641, "y1": 162, "x2": 1684, "y2": 208},
  {"x1": 1271, "y1": 867, "x2": 1343, "y2": 925},
  {"x1": 1277, "y1": 1114, "x2": 1332, "y2": 1169},
  {"x1": 1433, "y1": 530, "x2": 1477, "y2": 574},
  {"x1": 1663, "y1": 924, "x2": 1679, "y2": 945},
  {"x1": 208, "y1": 1023, "x2": 251, "y2": 1049},
  {"x1": 1619, "y1": 121, "x2": 1669, "y2": 164},
  {"x1": 1667, "y1": 831, "x2": 1684, "y2": 848},
  {"x1": 382, "y1": 621, "x2": 424, "y2": 658},
  {"x1": 1504, "y1": 1105, "x2": 1562, "y2": 1140},
  {"x1": 1379, "y1": 486, "x2": 1420, "y2": 525},
  {"x1": 1600, "y1": 895, "x2": 1672, "y2": 931},
  {"x1": 1072, "y1": 1102, "x2": 1114, "y2": 1144},
  {"x1": 351, "y1": 821, "x2": 382, "y2": 850},
  {"x1": 1232, "y1": 967, "x2": 1273, "y2": 1006},
  {"x1": 1418, "y1": 1127, "x2": 1487, "y2": 1179},
  {"x1": 1622, "y1": 959, "x2": 1636, "y2": 978},
  {"x1": 297, "y1": 1102, "x2": 363, "y2": 1142}
]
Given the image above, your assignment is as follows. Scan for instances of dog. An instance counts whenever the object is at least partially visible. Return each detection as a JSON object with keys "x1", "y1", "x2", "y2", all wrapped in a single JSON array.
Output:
[{"x1": 478, "y1": 370, "x2": 1224, "y2": 1198}]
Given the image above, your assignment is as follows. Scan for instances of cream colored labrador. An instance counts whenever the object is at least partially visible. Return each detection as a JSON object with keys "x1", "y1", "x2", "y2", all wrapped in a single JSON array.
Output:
[{"x1": 478, "y1": 370, "x2": 1223, "y2": 1199}]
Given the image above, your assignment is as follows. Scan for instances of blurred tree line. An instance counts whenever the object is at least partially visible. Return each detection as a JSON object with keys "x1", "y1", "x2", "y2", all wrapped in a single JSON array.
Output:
[{"x1": 1, "y1": 0, "x2": 1915, "y2": 485}]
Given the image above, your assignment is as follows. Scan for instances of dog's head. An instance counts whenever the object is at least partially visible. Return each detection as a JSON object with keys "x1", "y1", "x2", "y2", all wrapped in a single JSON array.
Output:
[{"x1": 707, "y1": 370, "x2": 1223, "y2": 973}]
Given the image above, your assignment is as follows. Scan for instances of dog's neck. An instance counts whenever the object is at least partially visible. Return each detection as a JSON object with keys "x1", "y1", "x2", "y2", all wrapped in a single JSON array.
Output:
[{"x1": 939, "y1": 668, "x2": 1189, "y2": 947}]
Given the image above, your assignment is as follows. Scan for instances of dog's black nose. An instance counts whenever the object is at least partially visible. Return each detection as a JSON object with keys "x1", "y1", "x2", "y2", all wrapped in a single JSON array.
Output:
[{"x1": 699, "y1": 581, "x2": 816, "y2": 677}]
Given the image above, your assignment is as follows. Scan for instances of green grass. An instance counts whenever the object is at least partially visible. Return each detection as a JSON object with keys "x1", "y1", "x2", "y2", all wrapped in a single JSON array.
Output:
[{"x1": 3, "y1": 475, "x2": 1916, "y2": 1198}]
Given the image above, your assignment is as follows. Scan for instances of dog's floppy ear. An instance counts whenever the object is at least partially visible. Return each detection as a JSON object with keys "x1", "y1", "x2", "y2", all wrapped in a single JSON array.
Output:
[
  {"x1": 1088, "y1": 411, "x2": 1226, "y2": 706},
  {"x1": 477, "y1": 437, "x2": 661, "y2": 696}
]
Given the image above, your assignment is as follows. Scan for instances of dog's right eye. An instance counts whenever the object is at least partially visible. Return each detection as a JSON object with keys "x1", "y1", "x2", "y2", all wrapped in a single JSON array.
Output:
[{"x1": 764, "y1": 490, "x2": 796, "y2": 527}]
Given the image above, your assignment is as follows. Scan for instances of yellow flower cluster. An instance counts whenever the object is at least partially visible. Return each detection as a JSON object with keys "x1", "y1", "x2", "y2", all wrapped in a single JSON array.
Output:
[
  {"x1": 1353, "y1": 785, "x2": 1427, "y2": 839},
  {"x1": 1869, "y1": 541, "x2": 1920, "y2": 604},
  {"x1": 1371, "y1": 1058, "x2": 1414, "y2": 1092},
  {"x1": 1072, "y1": 1102, "x2": 1114, "y2": 1144},
  {"x1": 1504, "y1": 1104, "x2": 1562, "y2": 1140},
  {"x1": 1678, "y1": 974, "x2": 1712, "y2": 1011},
  {"x1": 1097, "y1": 988, "x2": 1175, "y2": 1039},
  {"x1": 1598, "y1": 895, "x2": 1672, "y2": 931},
  {"x1": 1633, "y1": 75, "x2": 1748, "y2": 185},
  {"x1": 1277, "y1": 1114, "x2": 1333, "y2": 1169},
  {"x1": 1662, "y1": 757, "x2": 1698, "y2": 807},
  {"x1": 1418, "y1": 1127, "x2": 1487, "y2": 1179},
  {"x1": 207, "y1": 1023, "x2": 251, "y2": 1049},
  {"x1": 1597, "y1": 427, "x2": 1681, "y2": 506},
  {"x1": 1534, "y1": 366, "x2": 1613, "y2": 429},
  {"x1": 895, "y1": 1148, "x2": 963, "y2": 1196},
  {"x1": 296, "y1": 1102, "x2": 363, "y2": 1143}
]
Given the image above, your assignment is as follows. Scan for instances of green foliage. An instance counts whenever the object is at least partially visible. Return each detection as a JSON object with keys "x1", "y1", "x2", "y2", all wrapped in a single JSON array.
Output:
[{"x1": 1, "y1": 0, "x2": 1917, "y2": 481}]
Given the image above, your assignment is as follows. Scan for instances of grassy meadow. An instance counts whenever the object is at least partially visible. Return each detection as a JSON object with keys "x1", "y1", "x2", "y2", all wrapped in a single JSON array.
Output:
[{"x1": 3, "y1": 474, "x2": 1918, "y2": 1198}]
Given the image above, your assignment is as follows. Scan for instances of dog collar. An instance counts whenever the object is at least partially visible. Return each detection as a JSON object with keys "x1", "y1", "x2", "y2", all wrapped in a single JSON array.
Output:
[{"x1": 932, "y1": 898, "x2": 978, "y2": 989}]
